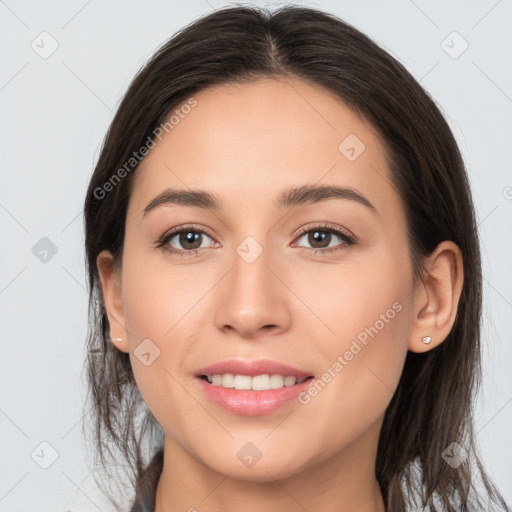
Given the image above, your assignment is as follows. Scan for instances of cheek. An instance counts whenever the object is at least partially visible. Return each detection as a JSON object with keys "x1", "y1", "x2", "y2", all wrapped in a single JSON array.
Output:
[
  {"x1": 120, "y1": 241, "x2": 200, "y2": 342},
  {"x1": 288, "y1": 243, "x2": 410, "y2": 348},
  {"x1": 117, "y1": 248, "x2": 187, "y2": 414},
  {"x1": 292, "y1": 302, "x2": 410, "y2": 463},
  {"x1": 291, "y1": 249, "x2": 411, "y2": 421}
]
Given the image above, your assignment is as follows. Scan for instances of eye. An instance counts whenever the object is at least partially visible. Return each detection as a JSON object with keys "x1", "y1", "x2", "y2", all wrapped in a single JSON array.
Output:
[
  {"x1": 155, "y1": 225, "x2": 218, "y2": 257},
  {"x1": 292, "y1": 223, "x2": 356, "y2": 254},
  {"x1": 154, "y1": 222, "x2": 356, "y2": 258}
]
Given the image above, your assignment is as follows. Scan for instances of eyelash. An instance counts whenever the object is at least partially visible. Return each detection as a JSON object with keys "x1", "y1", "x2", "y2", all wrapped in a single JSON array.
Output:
[{"x1": 154, "y1": 222, "x2": 356, "y2": 258}]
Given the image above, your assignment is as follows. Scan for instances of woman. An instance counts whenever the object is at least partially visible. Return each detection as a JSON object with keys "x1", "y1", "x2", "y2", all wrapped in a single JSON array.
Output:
[{"x1": 82, "y1": 5, "x2": 510, "y2": 512}]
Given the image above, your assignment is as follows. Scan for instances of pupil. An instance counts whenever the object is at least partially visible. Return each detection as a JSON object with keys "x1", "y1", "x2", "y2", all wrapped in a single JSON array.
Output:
[
  {"x1": 310, "y1": 230, "x2": 329, "y2": 248},
  {"x1": 181, "y1": 231, "x2": 201, "y2": 249}
]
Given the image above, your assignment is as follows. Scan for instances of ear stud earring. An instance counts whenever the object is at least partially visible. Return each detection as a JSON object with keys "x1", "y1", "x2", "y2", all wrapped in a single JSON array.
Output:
[
  {"x1": 422, "y1": 336, "x2": 432, "y2": 344},
  {"x1": 113, "y1": 337, "x2": 123, "y2": 342}
]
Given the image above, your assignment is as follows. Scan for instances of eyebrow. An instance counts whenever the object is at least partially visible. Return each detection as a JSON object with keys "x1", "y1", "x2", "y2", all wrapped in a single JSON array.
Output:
[{"x1": 142, "y1": 184, "x2": 378, "y2": 217}]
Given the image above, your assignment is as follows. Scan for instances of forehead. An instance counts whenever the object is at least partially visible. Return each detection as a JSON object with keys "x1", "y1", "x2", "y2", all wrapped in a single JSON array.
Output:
[{"x1": 129, "y1": 77, "x2": 400, "y2": 221}]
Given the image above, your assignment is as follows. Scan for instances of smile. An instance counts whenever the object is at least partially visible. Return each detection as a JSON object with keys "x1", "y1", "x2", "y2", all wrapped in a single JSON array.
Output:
[{"x1": 200, "y1": 373, "x2": 310, "y2": 390}]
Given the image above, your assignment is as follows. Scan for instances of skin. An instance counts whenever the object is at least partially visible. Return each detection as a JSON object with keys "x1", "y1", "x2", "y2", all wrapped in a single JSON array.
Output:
[{"x1": 97, "y1": 77, "x2": 464, "y2": 512}]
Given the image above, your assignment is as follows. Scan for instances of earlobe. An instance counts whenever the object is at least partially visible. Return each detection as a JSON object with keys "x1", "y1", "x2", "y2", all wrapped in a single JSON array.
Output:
[
  {"x1": 408, "y1": 241, "x2": 464, "y2": 353},
  {"x1": 96, "y1": 250, "x2": 129, "y2": 353}
]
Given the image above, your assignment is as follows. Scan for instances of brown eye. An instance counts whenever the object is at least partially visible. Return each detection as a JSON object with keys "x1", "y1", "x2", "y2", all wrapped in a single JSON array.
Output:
[
  {"x1": 293, "y1": 224, "x2": 355, "y2": 254},
  {"x1": 173, "y1": 231, "x2": 204, "y2": 251},
  {"x1": 155, "y1": 225, "x2": 218, "y2": 257}
]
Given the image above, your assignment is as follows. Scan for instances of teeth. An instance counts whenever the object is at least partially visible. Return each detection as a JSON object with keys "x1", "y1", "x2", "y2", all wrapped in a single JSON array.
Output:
[
  {"x1": 205, "y1": 373, "x2": 308, "y2": 390},
  {"x1": 234, "y1": 375, "x2": 252, "y2": 390}
]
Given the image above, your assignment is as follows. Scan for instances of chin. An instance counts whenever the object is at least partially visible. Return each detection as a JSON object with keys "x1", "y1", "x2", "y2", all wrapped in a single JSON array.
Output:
[{"x1": 203, "y1": 454, "x2": 306, "y2": 483}]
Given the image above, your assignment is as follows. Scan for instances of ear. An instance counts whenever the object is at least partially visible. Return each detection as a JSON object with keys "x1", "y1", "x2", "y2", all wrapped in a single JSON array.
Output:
[
  {"x1": 408, "y1": 240, "x2": 464, "y2": 353},
  {"x1": 96, "y1": 250, "x2": 129, "y2": 354}
]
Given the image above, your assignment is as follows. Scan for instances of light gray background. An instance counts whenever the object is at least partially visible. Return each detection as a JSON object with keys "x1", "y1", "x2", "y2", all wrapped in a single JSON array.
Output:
[{"x1": 1, "y1": 1, "x2": 511, "y2": 511}]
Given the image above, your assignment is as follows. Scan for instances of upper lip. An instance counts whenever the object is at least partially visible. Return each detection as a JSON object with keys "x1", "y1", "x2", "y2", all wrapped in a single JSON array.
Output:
[{"x1": 196, "y1": 359, "x2": 313, "y2": 378}]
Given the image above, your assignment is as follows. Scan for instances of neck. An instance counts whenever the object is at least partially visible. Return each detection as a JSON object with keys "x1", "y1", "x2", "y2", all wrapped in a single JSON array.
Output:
[{"x1": 154, "y1": 417, "x2": 386, "y2": 512}]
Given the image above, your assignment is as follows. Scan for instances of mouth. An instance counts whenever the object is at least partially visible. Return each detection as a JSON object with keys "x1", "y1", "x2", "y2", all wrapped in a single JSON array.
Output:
[
  {"x1": 194, "y1": 359, "x2": 315, "y2": 415},
  {"x1": 195, "y1": 358, "x2": 314, "y2": 388},
  {"x1": 198, "y1": 373, "x2": 314, "y2": 390}
]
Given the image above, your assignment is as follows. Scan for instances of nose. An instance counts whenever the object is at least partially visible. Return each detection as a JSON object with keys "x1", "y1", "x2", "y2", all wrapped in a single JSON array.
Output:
[{"x1": 214, "y1": 239, "x2": 291, "y2": 339}]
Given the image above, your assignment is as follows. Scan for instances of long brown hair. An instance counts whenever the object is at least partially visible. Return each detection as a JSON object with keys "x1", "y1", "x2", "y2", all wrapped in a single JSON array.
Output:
[{"x1": 82, "y1": 5, "x2": 510, "y2": 511}]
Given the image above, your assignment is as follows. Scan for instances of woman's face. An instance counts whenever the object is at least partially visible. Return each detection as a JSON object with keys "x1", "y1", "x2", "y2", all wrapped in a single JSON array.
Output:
[{"x1": 103, "y1": 77, "x2": 417, "y2": 480}]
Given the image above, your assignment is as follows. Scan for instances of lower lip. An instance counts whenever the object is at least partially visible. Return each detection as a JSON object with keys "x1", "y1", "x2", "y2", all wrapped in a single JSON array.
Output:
[{"x1": 196, "y1": 377, "x2": 314, "y2": 416}]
